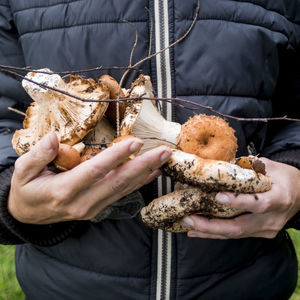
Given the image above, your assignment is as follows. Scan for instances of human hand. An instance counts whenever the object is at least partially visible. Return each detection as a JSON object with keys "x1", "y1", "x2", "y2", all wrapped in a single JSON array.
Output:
[
  {"x1": 8, "y1": 133, "x2": 171, "y2": 224},
  {"x1": 181, "y1": 158, "x2": 300, "y2": 239}
]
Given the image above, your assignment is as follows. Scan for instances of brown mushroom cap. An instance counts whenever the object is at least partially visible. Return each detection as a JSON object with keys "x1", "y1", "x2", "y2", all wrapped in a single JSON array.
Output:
[
  {"x1": 80, "y1": 148, "x2": 103, "y2": 162},
  {"x1": 54, "y1": 143, "x2": 81, "y2": 171},
  {"x1": 177, "y1": 114, "x2": 237, "y2": 162},
  {"x1": 12, "y1": 69, "x2": 110, "y2": 156},
  {"x1": 100, "y1": 74, "x2": 126, "y2": 126}
]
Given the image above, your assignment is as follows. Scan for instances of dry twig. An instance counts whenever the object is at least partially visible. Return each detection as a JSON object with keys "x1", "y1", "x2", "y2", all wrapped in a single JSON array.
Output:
[{"x1": 1, "y1": 0, "x2": 299, "y2": 123}]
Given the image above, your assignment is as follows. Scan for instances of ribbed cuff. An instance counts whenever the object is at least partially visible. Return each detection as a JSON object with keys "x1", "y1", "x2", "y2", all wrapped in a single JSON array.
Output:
[
  {"x1": 269, "y1": 149, "x2": 300, "y2": 230},
  {"x1": 0, "y1": 166, "x2": 80, "y2": 246}
]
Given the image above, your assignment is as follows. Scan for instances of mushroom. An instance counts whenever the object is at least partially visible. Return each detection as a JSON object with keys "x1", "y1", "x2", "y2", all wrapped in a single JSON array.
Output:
[
  {"x1": 99, "y1": 74, "x2": 127, "y2": 126},
  {"x1": 120, "y1": 75, "x2": 237, "y2": 162},
  {"x1": 162, "y1": 149, "x2": 271, "y2": 193},
  {"x1": 12, "y1": 69, "x2": 110, "y2": 156},
  {"x1": 140, "y1": 188, "x2": 242, "y2": 232},
  {"x1": 120, "y1": 74, "x2": 182, "y2": 154},
  {"x1": 11, "y1": 69, "x2": 113, "y2": 171},
  {"x1": 83, "y1": 116, "x2": 116, "y2": 150},
  {"x1": 140, "y1": 149, "x2": 272, "y2": 232}
]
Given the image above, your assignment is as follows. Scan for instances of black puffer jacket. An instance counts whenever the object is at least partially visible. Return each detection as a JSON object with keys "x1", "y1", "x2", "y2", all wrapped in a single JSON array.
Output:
[{"x1": 1, "y1": 1, "x2": 300, "y2": 299}]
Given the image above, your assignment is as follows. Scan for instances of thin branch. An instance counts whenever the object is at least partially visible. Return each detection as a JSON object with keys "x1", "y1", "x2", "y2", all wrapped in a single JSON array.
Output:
[
  {"x1": 130, "y1": 0, "x2": 200, "y2": 71},
  {"x1": 0, "y1": 64, "x2": 140, "y2": 76},
  {"x1": 8, "y1": 107, "x2": 26, "y2": 116},
  {"x1": 1, "y1": 1, "x2": 299, "y2": 124},
  {"x1": 145, "y1": 6, "x2": 153, "y2": 57},
  {"x1": 123, "y1": 20, "x2": 139, "y2": 68},
  {"x1": 115, "y1": 0, "x2": 200, "y2": 135}
]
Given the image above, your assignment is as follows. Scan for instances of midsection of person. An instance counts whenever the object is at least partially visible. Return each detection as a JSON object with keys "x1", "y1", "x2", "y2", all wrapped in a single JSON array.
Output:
[{"x1": 5, "y1": 0, "x2": 300, "y2": 299}]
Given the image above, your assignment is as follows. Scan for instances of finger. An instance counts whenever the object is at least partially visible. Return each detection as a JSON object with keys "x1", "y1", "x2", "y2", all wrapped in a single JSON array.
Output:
[
  {"x1": 14, "y1": 133, "x2": 59, "y2": 184},
  {"x1": 102, "y1": 146, "x2": 172, "y2": 196},
  {"x1": 80, "y1": 170, "x2": 163, "y2": 221},
  {"x1": 81, "y1": 146, "x2": 171, "y2": 199},
  {"x1": 187, "y1": 229, "x2": 278, "y2": 239},
  {"x1": 69, "y1": 146, "x2": 171, "y2": 217},
  {"x1": 181, "y1": 215, "x2": 247, "y2": 239},
  {"x1": 143, "y1": 169, "x2": 162, "y2": 185},
  {"x1": 60, "y1": 137, "x2": 144, "y2": 193},
  {"x1": 215, "y1": 189, "x2": 281, "y2": 214},
  {"x1": 187, "y1": 231, "x2": 228, "y2": 239}
]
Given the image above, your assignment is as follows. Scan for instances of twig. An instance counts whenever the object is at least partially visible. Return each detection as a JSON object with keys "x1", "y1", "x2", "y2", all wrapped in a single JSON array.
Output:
[
  {"x1": 130, "y1": 0, "x2": 200, "y2": 71},
  {"x1": 145, "y1": 7, "x2": 153, "y2": 57},
  {"x1": 0, "y1": 64, "x2": 140, "y2": 75},
  {"x1": 8, "y1": 107, "x2": 26, "y2": 116},
  {"x1": 1, "y1": 0, "x2": 299, "y2": 123},
  {"x1": 123, "y1": 21, "x2": 138, "y2": 68},
  {"x1": 116, "y1": 0, "x2": 200, "y2": 135}
]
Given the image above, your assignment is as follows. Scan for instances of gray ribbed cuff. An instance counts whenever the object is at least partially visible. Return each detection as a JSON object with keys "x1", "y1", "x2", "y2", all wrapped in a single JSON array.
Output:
[{"x1": 91, "y1": 191, "x2": 144, "y2": 223}]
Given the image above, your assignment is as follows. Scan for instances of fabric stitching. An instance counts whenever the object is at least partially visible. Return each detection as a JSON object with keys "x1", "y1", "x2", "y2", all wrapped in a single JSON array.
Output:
[
  {"x1": 232, "y1": 0, "x2": 300, "y2": 26},
  {"x1": 176, "y1": 94, "x2": 270, "y2": 101},
  {"x1": 18, "y1": 19, "x2": 147, "y2": 38},
  {"x1": 179, "y1": 17, "x2": 289, "y2": 41},
  {"x1": 31, "y1": 244, "x2": 150, "y2": 279},
  {"x1": 11, "y1": 0, "x2": 84, "y2": 14}
]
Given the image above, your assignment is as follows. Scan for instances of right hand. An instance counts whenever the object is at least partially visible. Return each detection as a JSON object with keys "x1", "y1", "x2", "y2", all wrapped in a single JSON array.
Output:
[{"x1": 8, "y1": 133, "x2": 171, "y2": 224}]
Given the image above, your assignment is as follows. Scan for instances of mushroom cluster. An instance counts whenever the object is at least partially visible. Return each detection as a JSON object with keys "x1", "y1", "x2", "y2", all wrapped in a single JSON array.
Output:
[{"x1": 12, "y1": 70, "x2": 271, "y2": 232}]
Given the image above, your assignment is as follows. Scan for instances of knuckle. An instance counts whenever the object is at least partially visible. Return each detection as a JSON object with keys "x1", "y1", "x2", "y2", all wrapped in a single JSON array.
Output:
[
  {"x1": 50, "y1": 187, "x2": 73, "y2": 209},
  {"x1": 68, "y1": 205, "x2": 88, "y2": 220},
  {"x1": 227, "y1": 225, "x2": 244, "y2": 238},
  {"x1": 14, "y1": 158, "x2": 27, "y2": 178},
  {"x1": 86, "y1": 165, "x2": 108, "y2": 179},
  {"x1": 264, "y1": 232, "x2": 278, "y2": 239},
  {"x1": 258, "y1": 199, "x2": 272, "y2": 213},
  {"x1": 270, "y1": 219, "x2": 285, "y2": 232},
  {"x1": 280, "y1": 196, "x2": 293, "y2": 211},
  {"x1": 111, "y1": 176, "x2": 129, "y2": 192}
]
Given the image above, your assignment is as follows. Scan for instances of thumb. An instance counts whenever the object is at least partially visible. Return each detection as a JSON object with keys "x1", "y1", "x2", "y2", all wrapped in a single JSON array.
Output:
[{"x1": 14, "y1": 132, "x2": 59, "y2": 184}]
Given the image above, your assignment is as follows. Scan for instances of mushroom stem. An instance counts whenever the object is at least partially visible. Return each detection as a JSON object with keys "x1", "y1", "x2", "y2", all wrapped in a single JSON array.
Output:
[{"x1": 120, "y1": 75, "x2": 181, "y2": 154}]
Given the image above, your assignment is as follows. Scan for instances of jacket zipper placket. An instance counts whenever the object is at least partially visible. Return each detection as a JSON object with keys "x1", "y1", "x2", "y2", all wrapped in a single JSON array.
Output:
[{"x1": 154, "y1": 0, "x2": 173, "y2": 299}]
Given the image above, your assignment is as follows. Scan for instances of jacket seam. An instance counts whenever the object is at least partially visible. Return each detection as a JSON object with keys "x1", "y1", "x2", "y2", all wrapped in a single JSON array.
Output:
[
  {"x1": 11, "y1": 0, "x2": 84, "y2": 14},
  {"x1": 33, "y1": 245, "x2": 150, "y2": 279},
  {"x1": 176, "y1": 93, "x2": 270, "y2": 101},
  {"x1": 0, "y1": 3, "x2": 9, "y2": 8},
  {"x1": 233, "y1": 0, "x2": 300, "y2": 26},
  {"x1": 18, "y1": 19, "x2": 147, "y2": 38},
  {"x1": 179, "y1": 18, "x2": 289, "y2": 41}
]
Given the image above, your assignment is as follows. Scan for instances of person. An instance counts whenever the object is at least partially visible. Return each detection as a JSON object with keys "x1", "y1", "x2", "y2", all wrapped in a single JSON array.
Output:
[{"x1": 1, "y1": 0, "x2": 300, "y2": 299}]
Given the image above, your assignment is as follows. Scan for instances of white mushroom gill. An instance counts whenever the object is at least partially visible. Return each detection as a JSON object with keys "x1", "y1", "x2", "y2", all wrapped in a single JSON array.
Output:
[{"x1": 120, "y1": 75, "x2": 181, "y2": 154}]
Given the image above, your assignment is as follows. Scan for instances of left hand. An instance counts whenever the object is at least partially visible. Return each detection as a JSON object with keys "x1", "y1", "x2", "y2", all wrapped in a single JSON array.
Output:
[{"x1": 180, "y1": 158, "x2": 300, "y2": 239}]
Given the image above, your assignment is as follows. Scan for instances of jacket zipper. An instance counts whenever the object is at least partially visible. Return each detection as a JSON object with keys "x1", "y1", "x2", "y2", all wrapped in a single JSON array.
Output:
[{"x1": 154, "y1": 0, "x2": 173, "y2": 299}]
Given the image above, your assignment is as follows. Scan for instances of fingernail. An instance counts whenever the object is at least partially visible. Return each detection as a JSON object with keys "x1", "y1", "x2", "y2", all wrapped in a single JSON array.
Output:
[
  {"x1": 160, "y1": 150, "x2": 171, "y2": 163},
  {"x1": 216, "y1": 193, "x2": 229, "y2": 204},
  {"x1": 41, "y1": 134, "x2": 53, "y2": 151},
  {"x1": 188, "y1": 232, "x2": 197, "y2": 238},
  {"x1": 130, "y1": 141, "x2": 143, "y2": 153},
  {"x1": 180, "y1": 217, "x2": 194, "y2": 228}
]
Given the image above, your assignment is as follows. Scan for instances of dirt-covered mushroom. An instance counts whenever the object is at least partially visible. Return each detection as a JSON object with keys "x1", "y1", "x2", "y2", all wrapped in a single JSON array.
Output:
[
  {"x1": 140, "y1": 188, "x2": 242, "y2": 232},
  {"x1": 163, "y1": 149, "x2": 271, "y2": 193},
  {"x1": 140, "y1": 149, "x2": 272, "y2": 232}
]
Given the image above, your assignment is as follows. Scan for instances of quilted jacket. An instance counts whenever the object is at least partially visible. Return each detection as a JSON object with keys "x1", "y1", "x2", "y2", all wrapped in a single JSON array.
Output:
[{"x1": 1, "y1": 1, "x2": 300, "y2": 299}]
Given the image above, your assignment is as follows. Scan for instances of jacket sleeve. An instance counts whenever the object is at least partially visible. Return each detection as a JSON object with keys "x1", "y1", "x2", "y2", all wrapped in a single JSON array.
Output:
[
  {"x1": 262, "y1": 47, "x2": 300, "y2": 157},
  {"x1": 0, "y1": 1, "x2": 80, "y2": 246},
  {"x1": 262, "y1": 47, "x2": 300, "y2": 230}
]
